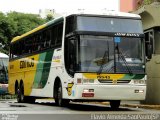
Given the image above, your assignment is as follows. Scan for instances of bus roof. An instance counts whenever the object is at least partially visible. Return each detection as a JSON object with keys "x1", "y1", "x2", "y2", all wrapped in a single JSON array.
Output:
[
  {"x1": 11, "y1": 11, "x2": 140, "y2": 43},
  {"x1": 0, "y1": 52, "x2": 9, "y2": 58},
  {"x1": 11, "y1": 17, "x2": 64, "y2": 43},
  {"x1": 65, "y1": 10, "x2": 141, "y2": 18}
]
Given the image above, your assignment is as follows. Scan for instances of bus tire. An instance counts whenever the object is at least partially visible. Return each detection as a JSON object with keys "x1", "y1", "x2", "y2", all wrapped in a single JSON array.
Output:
[
  {"x1": 16, "y1": 83, "x2": 24, "y2": 103},
  {"x1": 15, "y1": 86, "x2": 21, "y2": 103},
  {"x1": 110, "y1": 100, "x2": 121, "y2": 110},
  {"x1": 55, "y1": 82, "x2": 70, "y2": 107}
]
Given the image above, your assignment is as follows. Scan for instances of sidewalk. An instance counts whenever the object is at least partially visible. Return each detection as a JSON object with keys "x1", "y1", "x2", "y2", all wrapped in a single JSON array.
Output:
[
  {"x1": 94, "y1": 101, "x2": 160, "y2": 110},
  {"x1": 120, "y1": 101, "x2": 160, "y2": 110}
]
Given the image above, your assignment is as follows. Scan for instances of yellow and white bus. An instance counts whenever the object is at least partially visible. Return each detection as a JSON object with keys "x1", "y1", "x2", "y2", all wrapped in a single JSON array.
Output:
[{"x1": 8, "y1": 11, "x2": 146, "y2": 109}]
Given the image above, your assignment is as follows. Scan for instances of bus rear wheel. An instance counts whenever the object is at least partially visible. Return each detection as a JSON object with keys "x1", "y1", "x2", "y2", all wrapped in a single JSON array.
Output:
[
  {"x1": 110, "y1": 100, "x2": 121, "y2": 110},
  {"x1": 55, "y1": 82, "x2": 70, "y2": 107},
  {"x1": 16, "y1": 84, "x2": 24, "y2": 103},
  {"x1": 16, "y1": 83, "x2": 35, "y2": 103}
]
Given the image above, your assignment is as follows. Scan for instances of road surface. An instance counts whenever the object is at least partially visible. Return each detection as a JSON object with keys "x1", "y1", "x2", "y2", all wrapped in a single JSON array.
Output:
[{"x1": 0, "y1": 99, "x2": 160, "y2": 120}]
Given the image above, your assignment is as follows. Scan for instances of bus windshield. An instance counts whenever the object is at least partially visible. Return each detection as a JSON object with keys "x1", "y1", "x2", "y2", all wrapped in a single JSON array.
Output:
[
  {"x1": 78, "y1": 35, "x2": 144, "y2": 74},
  {"x1": 0, "y1": 58, "x2": 8, "y2": 84},
  {"x1": 77, "y1": 16, "x2": 143, "y2": 33}
]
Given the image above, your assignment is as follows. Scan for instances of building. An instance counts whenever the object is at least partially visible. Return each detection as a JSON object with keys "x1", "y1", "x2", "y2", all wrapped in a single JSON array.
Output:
[
  {"x1": 120, "y1": 0, "x2": 143, "y2": 12},
  {"x1": 134, "y1": 1, "x2": 160, "y2": 104}
]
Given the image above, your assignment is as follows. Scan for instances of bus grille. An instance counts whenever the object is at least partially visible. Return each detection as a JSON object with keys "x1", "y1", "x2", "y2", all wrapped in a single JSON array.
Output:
[{"x1": 98, "y1": 79, "x2": 131, "y2": 84}]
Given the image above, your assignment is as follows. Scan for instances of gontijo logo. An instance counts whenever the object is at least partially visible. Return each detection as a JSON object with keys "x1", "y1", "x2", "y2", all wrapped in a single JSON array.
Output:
[
  {"x1": 20, "y1": 58, "x2": 34, "y2": 69},
  {"x1": 53, "y1": 55, "x2": 61, "y2": 63}
]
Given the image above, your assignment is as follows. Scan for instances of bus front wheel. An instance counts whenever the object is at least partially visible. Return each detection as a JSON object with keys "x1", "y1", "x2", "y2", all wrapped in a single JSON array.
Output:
[
  {"x1": 110, "y1": 100, "x2": 121, "y2": 110},
  {"x1": 55, "y1": 82, "x2": 70, "y2": 106}
]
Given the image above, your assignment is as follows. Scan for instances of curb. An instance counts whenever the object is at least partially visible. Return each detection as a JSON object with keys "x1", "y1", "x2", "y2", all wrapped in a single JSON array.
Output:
[{"x1": 121, "y1": 104, "x2": 160, "y2": 110}]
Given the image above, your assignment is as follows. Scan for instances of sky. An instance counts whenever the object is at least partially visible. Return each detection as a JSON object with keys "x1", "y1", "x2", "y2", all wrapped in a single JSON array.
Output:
[{"x1": 0, "y1": 0, "x2": 119, "y2": 14}]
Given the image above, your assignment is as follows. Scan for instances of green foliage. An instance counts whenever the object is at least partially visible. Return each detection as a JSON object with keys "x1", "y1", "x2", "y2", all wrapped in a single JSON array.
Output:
[
  {"x1": 137, "y1": 0, "x2": 154, "y2": 9},
  {"x1": 143, "y1": 0, "x2": 154, "y2": 5},
  {"x1": 137, "y1": 0, "x2": 159, "y2": 12},
  {"x1": 0, "y1": 12, "x2": 14, "y2": 54},
  {"x1": 7, "y1": 12, "x2": 46, "y2": 36},
  {"x1": 0, "y1": 11, "x2": 46, "y2": 54},
  {"x1": 46, "y1": 14, "x2": 54, "y2": 22}
]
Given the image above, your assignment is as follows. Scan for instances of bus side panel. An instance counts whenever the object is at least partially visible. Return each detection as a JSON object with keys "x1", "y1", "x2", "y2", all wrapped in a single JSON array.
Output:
[
  {"x1": 30, "y1": 49, "x2": 62, "y2": 97},
  {"x1": 32, "y1": 50, "x2": 54, "y2": 88},
  {"x1": 8, "y1": 55, "x2": 39, "y2": 95},
  {"x1": 8, "y1": 60, "x2": 23, "y2": 95}
]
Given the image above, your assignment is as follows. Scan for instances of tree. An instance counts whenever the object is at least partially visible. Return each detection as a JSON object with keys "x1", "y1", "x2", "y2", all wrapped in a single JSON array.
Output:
[
  {"x1": 0, "y1": 12, "x2": 15, "y2": 54},
  {"x1": 137, "y1": 0, "x2": 160, "y2": 10},
  {"x1": 46, "y1": 14, "x2": 54, "y2": 22},
  {"x1": 7, "y1": 12, "x2": 46, "y2": 36},
  {"x1": 143, "y1": 0, "x2": 154, "y2": 5},
  {"x1": 0, "y1": 12, "x2": 46, "y2": 54},
  {"x1": 141, "y1": 0, "x2": 160, "y2": 6}
]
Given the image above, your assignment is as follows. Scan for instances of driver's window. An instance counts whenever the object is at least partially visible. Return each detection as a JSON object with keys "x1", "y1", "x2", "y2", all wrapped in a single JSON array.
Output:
[{"x1": 64, "y1": 37, "x2": 77, "y2": 76}]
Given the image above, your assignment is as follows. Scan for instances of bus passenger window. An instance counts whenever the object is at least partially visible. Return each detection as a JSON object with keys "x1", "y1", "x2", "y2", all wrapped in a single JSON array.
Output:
[
  {"x1": 56, "y1": 23, "x2": 63, "y2": 46},
  {"x1": 34, "y1": 35, "x2": 39, "y2": 52},
  {"x1": 43, "y1": 31, "x2": 47, "y2": 49},
  {"x1": 51, "y1": 27, "x2": 57, "y2": 47},
  {"x1": 39, "y1": 33, "x2": 44, "y2": 50},
  {"x1": 46, "y1": 30, "x2": 51, "y2": 48},
  {"x1": 65, "y1": 16, "x2": 75, "y2": 35}
]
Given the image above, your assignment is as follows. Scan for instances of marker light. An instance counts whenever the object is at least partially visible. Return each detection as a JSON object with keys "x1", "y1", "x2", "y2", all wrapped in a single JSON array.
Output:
[
  {"x1": 135, "y1": 90, "x2": 144, "y2": 93},
  {"x1": 77, "y1": 78, "x2": 94, "y2": 84},
  {"x1": 134, "y1": 80, "x2": 146, "y2": 84},
  {"x1": 83, "y1": 79, "x2": 94, "y2": 83}
]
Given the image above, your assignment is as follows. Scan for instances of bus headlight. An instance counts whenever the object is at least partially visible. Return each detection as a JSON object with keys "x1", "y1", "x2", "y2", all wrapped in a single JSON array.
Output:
[
  {"x1": 77, "y1": 78, "x2": 82, "y2": 84},
  {"x1": 134, "y1": 80, "x2": 146, "y2": 84},
  {"x1": 77, "y1": 78, "x2": 95, "y2": 84},
  {"x1": 83, "y1": 79, "x2": 94, "y2": 83}
]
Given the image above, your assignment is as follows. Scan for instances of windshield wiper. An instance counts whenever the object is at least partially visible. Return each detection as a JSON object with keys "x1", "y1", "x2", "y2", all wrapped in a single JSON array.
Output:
[{"x1": 115, "y1": 44, "x2": 133, "y2": 74}]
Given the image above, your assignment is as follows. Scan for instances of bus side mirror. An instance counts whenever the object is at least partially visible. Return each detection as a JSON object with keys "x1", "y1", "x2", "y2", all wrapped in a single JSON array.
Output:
[{"x1": 147, "y1": 44, "x2": 153, "y2": 60}]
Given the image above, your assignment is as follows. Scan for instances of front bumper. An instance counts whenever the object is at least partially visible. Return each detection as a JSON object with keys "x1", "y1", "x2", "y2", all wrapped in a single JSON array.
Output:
[{"x1": 72, "y1": 84, "x2": 146, "y2": 101}]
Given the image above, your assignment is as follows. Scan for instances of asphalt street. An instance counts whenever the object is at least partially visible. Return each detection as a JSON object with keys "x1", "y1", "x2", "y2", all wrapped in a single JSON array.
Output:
[{"x1": 0, "y1": 99, "x2": 160, "y2": 120}]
